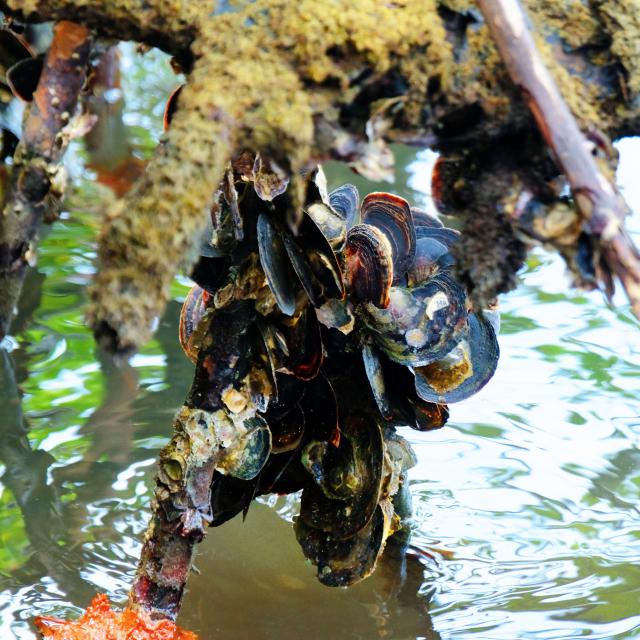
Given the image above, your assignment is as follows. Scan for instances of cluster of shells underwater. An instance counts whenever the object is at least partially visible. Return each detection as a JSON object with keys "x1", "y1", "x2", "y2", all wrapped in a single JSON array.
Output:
[{"x1": 178, "y1": 153, "x2": 500, "y2": 587}]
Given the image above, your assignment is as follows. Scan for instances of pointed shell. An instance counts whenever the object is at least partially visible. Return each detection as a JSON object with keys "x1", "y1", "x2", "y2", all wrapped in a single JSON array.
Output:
[
  {"x1": 257, "y1": 212, "x2": 297, "y2": 316},
  {"x1": 179, "y1": 285, "x2": 209, "y2": 363},
  {"x1": 361, "y1": 192, "x2": 416, "y2": 282},
  {"x1": 282, "y1": 212, "x2": 345, "y2": 307},
  {"x1": 362, "y1": 344, "x2": 392, "y2": 419},
  {"x1": 163, "y1": 84, "x2": 183, "y2": 132},
  {"x1": 414, "y1": 311, "x2": 499, "y2": 403},
  {"x1": 345, "y1": 224, "x2": 393, "y2": 308},
  {"x1": 6, "y1": 55, "x2": 42, "y2": 102}
]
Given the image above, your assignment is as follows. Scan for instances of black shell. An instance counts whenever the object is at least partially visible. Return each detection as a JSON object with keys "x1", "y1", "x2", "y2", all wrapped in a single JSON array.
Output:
[
  {"x1": 414, "y1": 311, "x2": 499, "y2": 403},
  {"x1": 257, "y1": 212, "x2": 297, "y2": 316},
  {"x1": 299, "y1": 414, "x2": 384, "y2": 538},
  {"x1": 362, "y1": 344, "x2": 392, "y2": 420},
  {"x1": 6, "y1": 55, "x2": 42, "y2": 102},
  {"x1": 282, "y1": 212, "x2": 345, "y2": 308},
  {"x1": 295, "y1": 501, "x2": 389, "y2": 587}
]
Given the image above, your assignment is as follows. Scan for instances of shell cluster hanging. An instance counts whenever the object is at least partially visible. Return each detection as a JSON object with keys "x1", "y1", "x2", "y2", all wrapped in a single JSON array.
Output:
[{"x1": 177, "y1": 147, "x2": 499, "y2": 586}]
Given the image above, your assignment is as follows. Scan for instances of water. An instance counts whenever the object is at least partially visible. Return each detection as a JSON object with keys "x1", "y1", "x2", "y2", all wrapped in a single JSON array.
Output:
[{"x1": 0, "y1": 50, "x2": 639, "y2": 640}]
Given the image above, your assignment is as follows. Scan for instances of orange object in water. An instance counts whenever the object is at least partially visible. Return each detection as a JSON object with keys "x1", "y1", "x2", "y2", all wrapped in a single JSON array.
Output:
[{"x1": 34, "y1": 594, "x2": 198, "y2": 640}]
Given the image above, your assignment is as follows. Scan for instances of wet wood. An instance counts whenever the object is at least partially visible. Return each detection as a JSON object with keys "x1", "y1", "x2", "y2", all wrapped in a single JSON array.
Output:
[
  {"x1": 0, "y1": 21, "x2": 90, "y2": 338},
  {"x1": 478, "y1": 0, "x2": 640, "y2": 317}
]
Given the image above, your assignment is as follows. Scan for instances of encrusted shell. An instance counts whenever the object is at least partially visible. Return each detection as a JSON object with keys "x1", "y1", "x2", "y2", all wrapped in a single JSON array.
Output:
[
  {"x1": 414, "y1": 311, "x2": 499, "y2": 403},
  {"x1": 179, "y1": 284, "x2": 209, "y2": 364},
  {"x1": 361, "y1": 272, "x2": 467, "y2": 368}
]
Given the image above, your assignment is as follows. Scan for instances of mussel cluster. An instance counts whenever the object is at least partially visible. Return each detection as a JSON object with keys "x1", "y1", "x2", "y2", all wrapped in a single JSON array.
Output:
[{"x1": 179, "y1": 155, "x2": 499, "y2": 586}]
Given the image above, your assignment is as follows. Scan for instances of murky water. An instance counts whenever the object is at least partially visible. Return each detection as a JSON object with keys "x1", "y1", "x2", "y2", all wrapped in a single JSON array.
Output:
[{"x1": 0, "y1": 50, "x2": 639, "y2": 640}]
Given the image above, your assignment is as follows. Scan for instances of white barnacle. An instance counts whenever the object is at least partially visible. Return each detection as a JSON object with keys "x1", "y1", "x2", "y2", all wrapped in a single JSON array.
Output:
[{"x1": 425, "y1": 291, "x2": 449, "y2": 319}]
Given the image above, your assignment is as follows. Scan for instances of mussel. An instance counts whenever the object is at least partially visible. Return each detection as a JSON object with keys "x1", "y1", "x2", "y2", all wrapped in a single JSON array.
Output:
[
  {"x1": 414, "y1": 311, "x2": 499, "y2": 404},
  {"x1": 172, "y1": 163, "x2": 502, "y2": 590}
]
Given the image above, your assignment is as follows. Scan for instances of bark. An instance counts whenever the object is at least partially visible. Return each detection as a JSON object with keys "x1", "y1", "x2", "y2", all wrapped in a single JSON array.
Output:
[
  {"x1": 0, "y1": 21, "x2": 90, "y2": 338},
  {"x1": 0, "y1": 0, "x2": 197, "y2": 65},
  {"x1": 478, "y1": 0, "x2": 640, "y2": 317},
  {"x1": 130, "y1": 302, "x2": 261, "y2": 619}
]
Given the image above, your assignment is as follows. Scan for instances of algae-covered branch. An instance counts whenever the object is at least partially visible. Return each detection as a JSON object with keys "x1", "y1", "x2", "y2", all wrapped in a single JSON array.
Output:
[{"x1": 1, "y1": 0, "x2": 638, "y2": 351}]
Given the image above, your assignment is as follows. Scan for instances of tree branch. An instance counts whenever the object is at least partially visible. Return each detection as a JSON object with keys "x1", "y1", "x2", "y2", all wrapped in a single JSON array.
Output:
[
  {"x1": 0, "y1": 20, "x2": 91, "y2": 338},
  {"x1": 0, "y1": 0, "x2": 199, "y2": 63},
  {"x1": 478, "y1": 0, "x2": 640, "y2": 318}
]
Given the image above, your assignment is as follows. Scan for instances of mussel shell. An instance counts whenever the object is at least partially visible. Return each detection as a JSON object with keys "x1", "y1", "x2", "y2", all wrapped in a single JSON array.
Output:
[
  {"x1": 257, "y1": 212, "x2": 297, "y2": 316},
  {"x1": 282, "y1": 212, "x2": 345, "y2": 308},
  {"x1": 408, "y1": 397, "x2": 449, "y2": 431},
  {"x1": 305, "y1": 166, "x2": 330, "y2": 205},
  {"x1": 0, "y1": 28, "x2": 34, "y2": 73},
  {"x1": 345, "y1": 224, "x2": 393, "y2": 308},
  {"x1": 179, "y1": 285, "x2": 209, "y2": 364},
  {"x1": 209, "y1": 472, "x2": 256, "y2": 527},
  {"x1": 299, "y1": 414, "x2": 384, "y2": 538},
  {"x1": 415, "y1": 225, "x2": 459, "y2": 248},
  {"x1": 257, "y1": 446, "x2": 309, "y2": 495},
  {"x1": 361, "y1": 271, "x2": 468, "y2": 368},
  {"x1": 315, "y1": 297, "x2": 355, "y2": 334},
  {"x1": 6, "y1": 55, "x2": 42, "y2": 102},
  {"x1": 329, "y1": 184, "x2": 360, "y2": 229},
  {"x1": 163, "y1": 84, "x2": 184, "y2": 132},
  {"x1": 380, "y1": 358, "x2": 450, "y2": 431},
  {"x1": 414, "y1": 311, "x2": 499, "y2": 404},
  {"x1": 294, "y1": 501, "x2": 390, "y2": 587},
  {"x1": 411, "y1": 206, "x2": 444, "y2": 229},
  {"x1": 252, "y1": 153, "x2": 289, "y2": 201},
  {"x1": 269, "y1": 402, "x2": 305, "y2": 454},
  {"x1": 222, "y1": 416, "x2": 272, "y2": 481},
  {"x1": 361, "y1": 192, "x2": 416, "y2": 282},
  {"x1": 275, "y1": 305, "x2": 323, "y2": 381},
  {"x1": 362, "y1": 344, "x2": 392, "y2": 420},
  {"x1": 407, "y1": 236, "x2": 451, "y2": 286},
  {"x1": 299, "y1": 372, "x2": 339, "y2": 443},
  {"x1": 263, "y1": 372, "x2": 305, "y2": 420},
  {"x1": 306, "y1": 201, "x2": 346, "y2": 250}
]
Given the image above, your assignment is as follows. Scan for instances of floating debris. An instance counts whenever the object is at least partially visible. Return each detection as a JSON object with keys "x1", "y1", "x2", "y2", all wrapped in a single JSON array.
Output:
[{"x1": 35, "y1": 594, "x2": 198, "y2": 640}]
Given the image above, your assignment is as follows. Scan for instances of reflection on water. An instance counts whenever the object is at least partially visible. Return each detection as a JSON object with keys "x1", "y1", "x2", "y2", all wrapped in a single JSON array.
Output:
[{"x1": 0, "y1": 48, "x2": 639, "y2": 640}]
